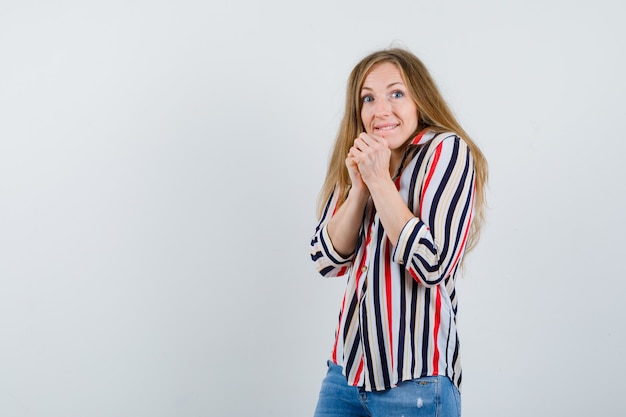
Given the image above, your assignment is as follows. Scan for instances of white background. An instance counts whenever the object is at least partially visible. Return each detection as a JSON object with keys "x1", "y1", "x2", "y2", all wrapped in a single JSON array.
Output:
[{"x1": 1, "y1": 0, "x2": 625, "y2": 416}]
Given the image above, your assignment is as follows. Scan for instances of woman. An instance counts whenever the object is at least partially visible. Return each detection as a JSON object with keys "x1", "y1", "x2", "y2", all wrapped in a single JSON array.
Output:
[{"x1": 310, "y1": 47, "x2": 487, "y2": 416}]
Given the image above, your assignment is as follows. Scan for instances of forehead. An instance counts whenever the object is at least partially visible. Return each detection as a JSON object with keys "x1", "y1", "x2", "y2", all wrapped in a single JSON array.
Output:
[{"x1": 362, "y1": 62, "x2": 404, "y2": 88}]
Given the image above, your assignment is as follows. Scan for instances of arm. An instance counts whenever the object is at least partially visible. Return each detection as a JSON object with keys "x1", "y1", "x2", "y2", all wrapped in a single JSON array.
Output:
[
  {"x1": 310, "y1": 153, "x2": 370, "y2": 277},
  {"x1": 350, "y1": 132, "x2": 413, "y2": 245},
  {"x1": 310, "y1": 185, "x2": 367, "y2": 277},
  {"x1": 326, "y1": 184, "x2": 369, "y2": 257},
  {"x1": 392, "y1": 136, "x2": 475, "y2": 287},
  {"x1": 364, "y1": 176, "x2": 413, "y2": 246}
]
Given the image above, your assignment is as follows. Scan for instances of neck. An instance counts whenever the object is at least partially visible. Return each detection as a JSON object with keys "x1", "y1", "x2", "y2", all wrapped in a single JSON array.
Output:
[{"x1": 390, "y1": 151, "x2": 402, "y2": 177}]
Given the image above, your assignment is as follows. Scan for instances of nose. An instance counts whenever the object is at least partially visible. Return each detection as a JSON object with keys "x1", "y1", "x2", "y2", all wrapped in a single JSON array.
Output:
[{"x1": 374, "y1": 97, "x2": 391, "y2": 116}]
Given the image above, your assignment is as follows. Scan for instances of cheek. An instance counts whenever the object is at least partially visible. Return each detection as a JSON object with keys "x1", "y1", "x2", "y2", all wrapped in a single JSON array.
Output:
[
  {"x1": 404, "y1": 109, "x2": 418, "y2": 128},
  {"x1": 360, "y1": 108, "x2": 373, "y2": 130}
]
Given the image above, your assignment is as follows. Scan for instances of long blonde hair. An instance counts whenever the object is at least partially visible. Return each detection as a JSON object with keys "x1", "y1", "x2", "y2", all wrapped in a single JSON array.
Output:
[{"x1": 317, "y1": 47, "x2": 488, "y2": 253}]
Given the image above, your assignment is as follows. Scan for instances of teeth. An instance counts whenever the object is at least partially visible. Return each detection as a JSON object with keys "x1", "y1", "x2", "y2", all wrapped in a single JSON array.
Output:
[{"x1": 377, "y1": 125, "x2": 398, "y2": 131}]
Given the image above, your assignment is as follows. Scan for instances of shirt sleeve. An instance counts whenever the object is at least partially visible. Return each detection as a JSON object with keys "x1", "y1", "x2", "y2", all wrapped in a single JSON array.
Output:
[
  {"x1": 310, "y1": 186, "x2": 355, "y2": 277},
  {"x1": 392, "y1": 136, "x2": 475, "y2": 287}
]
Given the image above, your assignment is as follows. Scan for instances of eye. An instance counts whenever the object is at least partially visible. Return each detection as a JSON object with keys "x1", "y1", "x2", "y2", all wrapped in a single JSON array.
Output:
[
  {"x1": 362, "y1": 95, "x2": 373, "y2": 103},
  {"x1": 391, "y1": 91, "x2": 404, "y2": 99}
]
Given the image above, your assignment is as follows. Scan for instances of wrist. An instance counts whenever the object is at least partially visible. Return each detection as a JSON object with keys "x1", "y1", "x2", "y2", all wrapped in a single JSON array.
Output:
[
  {"x1": 364, "y1": 175, "x2": 394, "y2": 195},
  {"x1": 347, "y1": 184, "x2": 370, "y2": 203}
]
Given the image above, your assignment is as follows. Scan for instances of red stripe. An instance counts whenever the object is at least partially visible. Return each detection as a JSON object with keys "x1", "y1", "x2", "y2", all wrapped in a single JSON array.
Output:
[
  {"x1": 355, "y1": 221, "x2": 373, "y2": 294},
  {"x1": 420, "y1": 143, "x2": 443, "y2": 218},
  {"x1": 410, "y1": 129, "x2": 429, "y2": 145},
  {"x1": 331, "y1": 193, "x2": 341, "y2": 215},
  {"x1": 356, "y1": 212, "x2": 376, "y2": 292},
  {"x1": 407, "y1": 267, "x2": 421, "y2": 283},
  {"x1": 342, "y1": 217, "x2": 373, "y2": 372},
  {"x1": 448, "y1": 184, "x2": 475, "y2": 274},
  {"x1": 332, "y1": 292, "x2": 347, "y2": 363},
  {"x1": 432, "y1": 286, "x2": 442, "y2": 374},
  {"x1": 352, "y1": 357, "x2": 364, "y2": 386},
  {"x1": 350, "y1": 214, "x2": 373, "y2": 386},
  {"x1": 384, "y1": 239, "x2": 394, "y2": 369}
]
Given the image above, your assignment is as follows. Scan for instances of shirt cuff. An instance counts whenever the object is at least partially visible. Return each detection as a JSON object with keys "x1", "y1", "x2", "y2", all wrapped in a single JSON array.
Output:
[
  {"x1": 392, "y1": 217, "x2": 425, "y2": 265},
  {"x1": 321, "y1": 224, "x2": 354, "y2": 264}
]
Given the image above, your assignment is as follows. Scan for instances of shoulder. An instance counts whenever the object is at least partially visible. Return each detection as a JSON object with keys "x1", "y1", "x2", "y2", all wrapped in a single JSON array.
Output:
[{"x1": 413, "y1": 130, "x2": 468, "y2": 155}]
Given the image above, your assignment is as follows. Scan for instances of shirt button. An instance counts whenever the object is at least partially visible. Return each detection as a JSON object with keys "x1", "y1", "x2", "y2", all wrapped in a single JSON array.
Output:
[{"x1": 361, "y1": 266, "x2": 368, "y2": 273}]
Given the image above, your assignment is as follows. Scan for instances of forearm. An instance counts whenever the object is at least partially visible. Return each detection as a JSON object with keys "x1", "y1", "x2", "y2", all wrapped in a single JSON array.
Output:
[
  {"x1": 326, "y1": 187, "x2": 369, "y2": 257},
  {"x1": 366, "y1": 177, "x2": 414, "y2": 246}
]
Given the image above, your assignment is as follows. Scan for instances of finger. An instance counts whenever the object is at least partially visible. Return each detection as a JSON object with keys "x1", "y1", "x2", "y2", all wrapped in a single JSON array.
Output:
[
  {"x1": 359, "y1": 132, "x2": 387, "y2": 148},
  {"x1": 346, "y1": 149, "x2": 360, "y2": 165},
  {"x1": 360, "y1": 132, "x2": 384, "y2": 143},
  {"x1": 353, "y1": 138, "x2": 369, "y2": 153},
  {"x1": 358, "y1": 132, "x2": 373, "y2": 144}
]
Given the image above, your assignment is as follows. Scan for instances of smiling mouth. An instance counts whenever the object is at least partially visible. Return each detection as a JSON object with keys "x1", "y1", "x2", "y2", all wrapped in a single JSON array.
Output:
[{"x1": 375, "y1": 124, "x2": 399, "y2": 132}]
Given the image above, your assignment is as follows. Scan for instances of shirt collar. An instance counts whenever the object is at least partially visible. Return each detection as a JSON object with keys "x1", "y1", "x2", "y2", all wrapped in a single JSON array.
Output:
[{"x1": 409, "y1": 128, "x2": 437, "y2": 146}]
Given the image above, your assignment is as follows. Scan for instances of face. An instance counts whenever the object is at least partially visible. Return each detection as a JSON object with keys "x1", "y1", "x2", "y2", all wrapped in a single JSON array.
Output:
[{"x1": 360, "y1": 62, "x2": 419, "y2": 153}]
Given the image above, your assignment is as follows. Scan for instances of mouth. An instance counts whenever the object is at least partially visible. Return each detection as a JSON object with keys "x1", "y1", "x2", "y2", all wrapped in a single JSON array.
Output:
[{"x1": 375, "y1": 123, "x2": 399, "y2": 132}]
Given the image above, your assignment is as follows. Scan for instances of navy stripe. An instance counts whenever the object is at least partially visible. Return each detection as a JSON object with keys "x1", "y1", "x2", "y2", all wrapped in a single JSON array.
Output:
[
  {"x1": 418, "y1": 236, "x2": 436, "y2": 254},
  {"x1": 407, "y1": 147, "x2": 427, "y2": 213},
  {"x1": 316, "y1": 187, "x2": 335, "y2": 231},
  {"x1": 396, "y1": 267, "x2": 407, "y2": 375},
  {"x1": 343, "y1": 296, "x2": 359, "y2": 341},
  {"x1": 441, "y1": 143, "x2": 471, "y2": 274},
  {"x1": 409, "y1": 279, "x2": 418, "y2": 376},
  {"x1": 413, "y1": 254, "x2": 439, "y2": 274},
  {"x1": 346, "y1": 327, "x2": 361, "y2": 370},
  {"x1": 428, "y1": 138, "x2": 460, "y2": 269},
  {"x1": 420, "y1": 287, "x2": 431, "y2": 375},
  {"x1": 452, "y1": 340, "x2": 460, "y2": 384},
  {"x1": 444, "y1": 314, "x2": 452, "y2": 378},
  {"x1": 320, "y1": 232, "x2": 350, "y2": 265},
  {"x1": 361, "y1": 299, "x2": 376, "y2": 389},
  {"x1": 403, "y1": 222, "x2": 422, "y2": 260},
  {"x1": 372, "y1": 222, "x2": 390, "y2": 388},
  {"x1": 319, "y1": 265, "x2": 335, "y2": 276}
]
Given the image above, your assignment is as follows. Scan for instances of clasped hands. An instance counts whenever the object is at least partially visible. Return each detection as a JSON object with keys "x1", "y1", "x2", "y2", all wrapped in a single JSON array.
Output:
[{"x1": 346, "y1": 132, "x2": 392, "y2": 193}]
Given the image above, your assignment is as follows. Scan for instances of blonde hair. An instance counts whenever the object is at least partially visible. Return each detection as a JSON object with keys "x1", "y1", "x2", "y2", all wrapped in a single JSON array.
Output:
[{"x1": 317, "y1": 47, "x2": 488, "y2": 254}]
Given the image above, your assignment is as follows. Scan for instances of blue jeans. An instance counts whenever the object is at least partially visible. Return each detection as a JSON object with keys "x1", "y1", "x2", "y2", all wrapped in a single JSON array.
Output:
[{"x1": 313, "y1": 361, "x2": 461, "y2": 417}]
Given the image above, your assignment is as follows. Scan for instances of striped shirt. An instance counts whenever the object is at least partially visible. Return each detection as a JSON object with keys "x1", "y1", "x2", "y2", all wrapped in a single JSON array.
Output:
[{"x1": 310, "y1": 130, "x2": 475, "y2": 392}]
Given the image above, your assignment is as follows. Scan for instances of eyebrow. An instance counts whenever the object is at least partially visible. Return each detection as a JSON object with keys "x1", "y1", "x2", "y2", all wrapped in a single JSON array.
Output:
[{"x1": 361, "y1": 81, "x2": 404, "y2": 92}]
